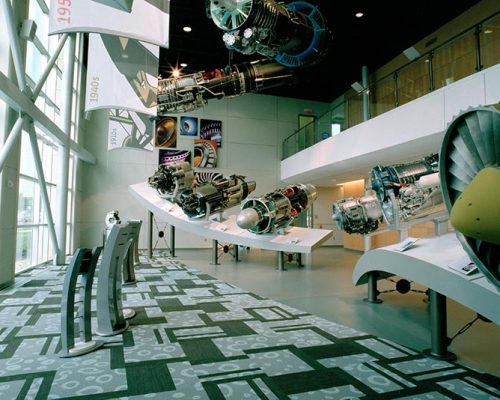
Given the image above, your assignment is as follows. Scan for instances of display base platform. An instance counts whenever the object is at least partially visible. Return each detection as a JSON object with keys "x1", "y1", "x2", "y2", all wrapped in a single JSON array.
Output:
[
  {"x1": 129, "y1": 182, "x2": 333, "y2": 266},
  {"x1": 352, "y1": 232, "x2": 499, "y2": 359}
]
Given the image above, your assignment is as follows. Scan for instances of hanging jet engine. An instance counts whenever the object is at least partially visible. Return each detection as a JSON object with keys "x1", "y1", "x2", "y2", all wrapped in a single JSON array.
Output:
[
  {"x1": 157, "y1": 59, "x2": 293, "y2": 114},
  {"x1": 370, "y1": 154, "x2": 445, "y2": 228},
  {"x1": 236, "y1": 183, "x2": 317, "y2": 234},
  {"x1": 147, "y1": 161, "x2": 194, "y2": 201},
  {"x1": 207, "y1": 0, "x2": 328, "y2": 68},
  {"x1": 332, "y1": 195, "x2": 383, "y2": 235},
  {"x1": 178, "y1": 175, "x2": 256, "y2": 219}
]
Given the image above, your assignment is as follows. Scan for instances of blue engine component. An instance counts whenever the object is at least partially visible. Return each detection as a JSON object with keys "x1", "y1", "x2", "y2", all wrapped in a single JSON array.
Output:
[{"x1": 207, "y1": 0, "x2": 328, "y2": 68}]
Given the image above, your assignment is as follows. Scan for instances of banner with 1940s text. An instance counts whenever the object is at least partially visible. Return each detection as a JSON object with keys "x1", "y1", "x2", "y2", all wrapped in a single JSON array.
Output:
[{"x1": 85, "y1": 33, "x2": 158, "y2": 115}]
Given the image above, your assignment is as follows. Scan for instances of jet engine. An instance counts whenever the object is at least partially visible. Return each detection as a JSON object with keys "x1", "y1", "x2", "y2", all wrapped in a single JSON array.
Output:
[
  {"x1": 178, "y1": 175, "x2": 256, "y2": 218},
  {"x1": 147, "y1": 161, "x2": 194, "y2": 201},
  {"x1": 236, "y1": 183, "x2": 316, "y2": 234}
]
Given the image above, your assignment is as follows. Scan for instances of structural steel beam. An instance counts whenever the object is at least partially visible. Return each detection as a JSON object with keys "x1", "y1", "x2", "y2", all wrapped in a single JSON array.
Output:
[{"x1": 0, "y1": 70, "x2": 96, "y2": 164}]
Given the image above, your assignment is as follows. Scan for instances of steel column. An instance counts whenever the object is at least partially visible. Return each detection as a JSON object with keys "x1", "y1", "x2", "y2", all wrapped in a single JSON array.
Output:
[{"x1": 54, "y1": 34, "x2": 76, "y2": 265}]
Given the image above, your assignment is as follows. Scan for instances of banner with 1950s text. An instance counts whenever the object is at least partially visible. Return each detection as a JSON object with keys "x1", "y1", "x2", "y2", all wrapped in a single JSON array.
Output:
[{"x1": 49, "y1": 0, "x2": 170, "y2": 47}]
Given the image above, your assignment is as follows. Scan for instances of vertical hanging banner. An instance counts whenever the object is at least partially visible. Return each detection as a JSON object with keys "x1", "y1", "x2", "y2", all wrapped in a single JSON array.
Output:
[
  {"x1": 108, "y1": 109, "x2": 154, "y2": 151},
  {"x1": 85, "y1": 33, "x2": 159, "y2": 115},
  {"x1": 48, "y1": 0, "x2": 170, "y2": 47}
]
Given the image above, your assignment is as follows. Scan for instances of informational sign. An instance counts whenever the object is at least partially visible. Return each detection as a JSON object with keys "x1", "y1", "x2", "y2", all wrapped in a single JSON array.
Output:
[
  {"x1": 85, "y1": 34, "x2": 158, "y2": 115},
  {"x1": 49, "y1": 0, "x2": 170, "y2": 47}
]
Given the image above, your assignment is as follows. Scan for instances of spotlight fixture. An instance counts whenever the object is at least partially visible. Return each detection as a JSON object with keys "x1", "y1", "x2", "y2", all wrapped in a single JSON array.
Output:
[
  {"x1": 351, "y1": 81, "x2": 364, "y2": 93},
  {"x1": 180, "y1": 63, "x2": 187, "y2": 67},
  {"x1": 355, "y1": 12, "x2": 364, "y2": 18},
  {"x1": 182, "y1": 26, "x2": 192, "y2": 32}
]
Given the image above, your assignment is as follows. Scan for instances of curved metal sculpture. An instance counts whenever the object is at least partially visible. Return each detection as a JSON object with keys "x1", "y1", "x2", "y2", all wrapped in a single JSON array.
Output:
[
  {"x1": 178, "y1": 175, "x2": 256, "y2": 219},
  {"x1": 147, "y1": 161, "x2": 194, "y2": 201},
  {"x1": 439, "y1": 106, "x2": 500, "y2": 288},
  {"x1": 237, "y1": 183, "x2": 316, "y2": 234},
  {"x1": 207, "y1": 0, "x2": 328, "y2": 68}
]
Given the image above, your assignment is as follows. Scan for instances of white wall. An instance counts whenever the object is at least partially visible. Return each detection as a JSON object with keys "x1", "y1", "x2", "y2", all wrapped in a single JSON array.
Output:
[
  {"x1": 79, "y1": 93, "x2": 329, "y2": 250},
  {"x1": 281, "y1": 63, "x2": 500, "y2": 185}
]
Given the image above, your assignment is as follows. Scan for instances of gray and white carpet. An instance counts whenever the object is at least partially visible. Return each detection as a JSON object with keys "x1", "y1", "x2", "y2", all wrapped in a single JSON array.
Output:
[{"x1": 0, "y1": 256, "x2": 498, "y2": 399}]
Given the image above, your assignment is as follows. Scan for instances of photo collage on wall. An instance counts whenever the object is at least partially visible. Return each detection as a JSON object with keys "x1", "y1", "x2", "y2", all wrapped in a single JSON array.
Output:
[{"x1": 155, "y1": 116, "x2": 222, "y2": 169}]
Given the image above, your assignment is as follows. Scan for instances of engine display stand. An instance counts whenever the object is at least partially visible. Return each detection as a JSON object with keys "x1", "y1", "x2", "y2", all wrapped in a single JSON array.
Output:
[
  {"x1": 59, "y1": 246, "x2": 103, "y2": 358},
  {"x1": 96, "y1": 223, "x2": 135, "y2": 337},
  {"x1": 130, "y1": 182, "x2": 332, "y2": 270},
  {"x1": 352, "y1": 233, "x2": 499, "y2": 360},
  {"x1": 123, "y1": 219, "x2": 142, "y2": 285}
]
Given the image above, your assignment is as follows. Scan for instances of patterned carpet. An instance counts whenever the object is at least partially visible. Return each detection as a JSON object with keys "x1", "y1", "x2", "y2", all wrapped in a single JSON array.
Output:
[{"x1": 0, "y1": 256, "x2": 498, "y2": 399}]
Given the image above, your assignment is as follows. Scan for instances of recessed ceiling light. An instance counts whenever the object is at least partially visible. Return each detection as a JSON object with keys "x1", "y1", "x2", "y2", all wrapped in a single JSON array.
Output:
[
  {"x1": 355, "y1": 12, "x2": 364, "y2": 18},
  {"x1": 180, "y1": 63, "x2": 187, "y2": 67},
  {"x1": 183, "y1": 26, "x2": 192, "y2": 32}
]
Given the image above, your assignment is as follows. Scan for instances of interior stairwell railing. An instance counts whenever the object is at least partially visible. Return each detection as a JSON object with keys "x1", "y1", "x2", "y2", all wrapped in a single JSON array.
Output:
[{"x1": 282, "y1": 12, "x2": 500, "y2": 160}]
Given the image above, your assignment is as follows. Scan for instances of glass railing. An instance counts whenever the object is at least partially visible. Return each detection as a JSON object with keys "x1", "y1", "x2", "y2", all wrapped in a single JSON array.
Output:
[{"x1": 282, "y1": 12, "x2": 500, "y2": 160}]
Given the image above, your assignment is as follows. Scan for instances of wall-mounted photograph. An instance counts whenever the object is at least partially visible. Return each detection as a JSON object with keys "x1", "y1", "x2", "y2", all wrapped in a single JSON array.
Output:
[
  {"x1": 158, "y1": 149, "x2": 191, "y2": 165},
  {"x1": 194, "y1": 139, "x2": 217, "y2": 168},
  {"x1": 180, "y1": 116, "x2": 199, "y2": 136},
  {"x1": 155, "y1": 116, "x2": 177, "y2": 148},
  {"x1": 200, "y1": 119, "x2": 222, "y2": 148}
]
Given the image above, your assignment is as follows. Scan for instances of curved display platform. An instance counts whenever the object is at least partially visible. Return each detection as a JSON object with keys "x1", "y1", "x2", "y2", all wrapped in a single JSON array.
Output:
[
  {"x1": 352, "y1": 233, "x2": 500, "y2": 323},
  {"x1": 129, "y1": 182, "x2": 333, "y2": 254},
  {"x1": 352, "y1": 232, "x2": 499, "y2": 360}
]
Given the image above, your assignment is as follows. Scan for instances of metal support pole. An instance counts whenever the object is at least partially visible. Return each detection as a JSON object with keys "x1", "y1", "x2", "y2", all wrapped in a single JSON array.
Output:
[
  {"x1": 147, "y1": 211, "x2": 153, "y2": 258},
  {"x1": 55, "y1": 34, "x2": 76, "y2": 265},
  {"x1": 32, "y1": 34, "x2": 69, "y2": 100},
  {"x1": 277, "y1": 251, "x2": 286, "y2": 271},
  {"x1": 1, "y1": 0, "x2": 27, "y2": 90},
  {"x1": 364, "y1": 271, "x2": 382, "y2": 303},
  {"x1": 211, "y1": 240, "x2": 219, "y2": 265},
  {"x1": 474, "y1": 25, "x2": 482, "y2": 72},
  {"x1": 27, "y1": 121, "x2": 60, "y2": 256},
  {"x1": 297, "y1": 253, "x2": 303, "y2": 267},
  {"x1": 428, "y1": 52, "x2": 434, "y2": 92},
  {"x1": 233, "y1": 244, "x2": 239, "y2": 262},
  {"x1": 0, "y1": 116, "x2": 23, "y2": 173},
  {"x1": 361, "y1": 65, "x2": 369, "y2": 121},
  {"x1": 169, "y1": 225, "x2": 176, "y2": 257},
  {"x1": 423, "y1": 289, "x2": 456, "y2": 360}
]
